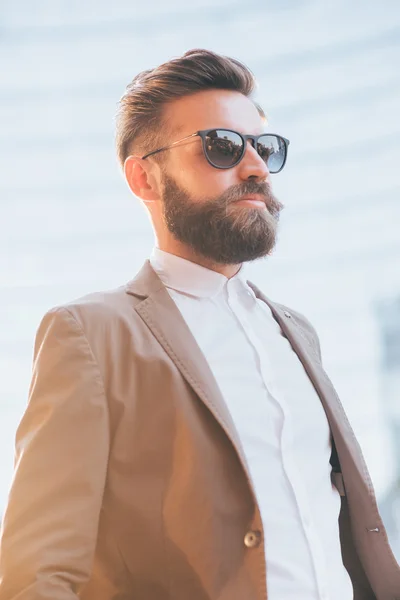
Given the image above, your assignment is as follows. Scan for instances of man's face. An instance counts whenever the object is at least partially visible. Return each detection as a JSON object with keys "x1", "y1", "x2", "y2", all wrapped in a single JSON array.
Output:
[{"x1": 154, "y1": 89, "x2": 284, "y2": 265}]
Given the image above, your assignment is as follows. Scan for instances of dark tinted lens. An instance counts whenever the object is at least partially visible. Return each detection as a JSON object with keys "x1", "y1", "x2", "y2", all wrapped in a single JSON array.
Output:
[
  {"x1": 257, "y1": 135, "x2": 286, "y2": 173},
  {"x1": 204, "y1": 130, "x2": 244, "y2": 167}
]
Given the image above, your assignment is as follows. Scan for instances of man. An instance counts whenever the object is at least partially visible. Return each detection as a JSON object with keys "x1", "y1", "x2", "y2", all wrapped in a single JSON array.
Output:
[{"x1": 0, "y1": 49, "x2": 399, "y2": 600}]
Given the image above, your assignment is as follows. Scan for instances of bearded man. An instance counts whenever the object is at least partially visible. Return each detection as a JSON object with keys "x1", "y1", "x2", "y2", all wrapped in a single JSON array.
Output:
[{"x1": 1, "y1": 49, "x2": 399, "y2": 600}]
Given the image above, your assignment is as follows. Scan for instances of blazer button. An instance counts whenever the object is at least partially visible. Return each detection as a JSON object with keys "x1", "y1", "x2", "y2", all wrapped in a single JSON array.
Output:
[{"x1": 244, "y1": 530, "x2": 262, "y2": 548}]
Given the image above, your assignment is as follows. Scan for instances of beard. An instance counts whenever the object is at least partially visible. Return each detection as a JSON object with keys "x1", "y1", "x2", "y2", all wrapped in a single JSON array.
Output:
[{"x1": 161, "y1": 173, "x2": 284, "y2": 265}]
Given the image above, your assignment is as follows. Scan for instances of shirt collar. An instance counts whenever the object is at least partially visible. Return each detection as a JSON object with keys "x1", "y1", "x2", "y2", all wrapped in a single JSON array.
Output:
[{"x1": 149, "y1": 247, "x2": 252, "y2": 299}]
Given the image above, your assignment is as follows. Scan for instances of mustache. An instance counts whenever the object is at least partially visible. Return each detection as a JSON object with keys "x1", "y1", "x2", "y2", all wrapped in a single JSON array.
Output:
[{"x1": 219, "y1": 181, "x2": 284, "y2": 214}]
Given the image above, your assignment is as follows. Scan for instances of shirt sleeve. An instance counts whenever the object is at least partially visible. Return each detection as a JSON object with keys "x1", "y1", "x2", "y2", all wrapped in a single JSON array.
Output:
[{"x1": 0, "y1": 307, "x2": 110, "y2": 600}]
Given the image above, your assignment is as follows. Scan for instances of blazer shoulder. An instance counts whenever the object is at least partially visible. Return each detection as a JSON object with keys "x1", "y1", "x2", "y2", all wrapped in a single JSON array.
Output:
[{"x1": 40, "y1": 281, "x2": 139, "y2": 335}]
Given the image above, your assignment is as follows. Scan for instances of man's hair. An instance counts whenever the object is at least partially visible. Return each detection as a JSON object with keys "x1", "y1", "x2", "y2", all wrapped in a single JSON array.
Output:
[{"x1": 115, "y1": 48, "x2": 265, "y2": 167}]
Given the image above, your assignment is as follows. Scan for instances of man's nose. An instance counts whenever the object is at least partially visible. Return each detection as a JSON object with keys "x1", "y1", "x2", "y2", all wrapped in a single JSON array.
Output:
[{"x1": 238, "y1": 140, "x2": 270, "y2": 181}]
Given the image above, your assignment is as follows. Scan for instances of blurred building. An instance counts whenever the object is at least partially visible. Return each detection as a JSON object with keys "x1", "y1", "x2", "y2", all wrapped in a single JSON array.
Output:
[{"x1": 1, "y1": 0, "x2": 399, "y2": 557}]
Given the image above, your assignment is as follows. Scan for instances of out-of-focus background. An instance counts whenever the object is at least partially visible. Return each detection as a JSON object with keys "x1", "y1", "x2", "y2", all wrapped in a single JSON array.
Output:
[{"x1": 1, "y1": 0, "x2": 400, "y2": 558}]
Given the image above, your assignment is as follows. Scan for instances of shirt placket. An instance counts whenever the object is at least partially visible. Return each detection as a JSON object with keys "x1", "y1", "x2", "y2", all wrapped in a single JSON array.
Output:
[{"x1": 227, "y1": 285, "x2": 331, "y2": 600}]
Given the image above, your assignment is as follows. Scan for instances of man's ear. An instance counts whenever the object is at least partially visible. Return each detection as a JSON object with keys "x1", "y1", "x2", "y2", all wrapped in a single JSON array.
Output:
[{"x1": 124, "y1": 155, "x2": 161, "y2": 203}]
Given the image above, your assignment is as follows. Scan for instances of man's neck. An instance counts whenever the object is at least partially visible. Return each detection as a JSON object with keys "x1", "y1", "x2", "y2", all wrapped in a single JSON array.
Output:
[{"x1": 155, "y1": 241, "x2": 242, "y2": 279}]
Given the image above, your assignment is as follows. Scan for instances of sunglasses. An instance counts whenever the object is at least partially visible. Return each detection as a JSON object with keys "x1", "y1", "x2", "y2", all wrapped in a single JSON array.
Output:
[{"x1": 141, "y1": 129, "x2": 290, "y2": 174}]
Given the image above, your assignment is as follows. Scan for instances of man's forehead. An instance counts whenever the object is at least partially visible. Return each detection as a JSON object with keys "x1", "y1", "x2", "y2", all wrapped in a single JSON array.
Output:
[{"x1": 163, "y1": 89, "x2": 266, "y2": 137}]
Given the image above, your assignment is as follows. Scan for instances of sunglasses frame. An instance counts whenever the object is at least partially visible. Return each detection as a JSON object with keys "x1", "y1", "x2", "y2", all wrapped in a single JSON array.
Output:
[{"x1": 141, "y1": 128, "x2": 290, "y2": 174}]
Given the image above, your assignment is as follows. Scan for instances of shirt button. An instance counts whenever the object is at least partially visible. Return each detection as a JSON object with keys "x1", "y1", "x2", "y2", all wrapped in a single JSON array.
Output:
[
  {"x1": 244, "y1": 530, "x2": 262, "y2": 548},
  {"x1": 284, "y1": 311, "x2": 291, "y2": 318}
]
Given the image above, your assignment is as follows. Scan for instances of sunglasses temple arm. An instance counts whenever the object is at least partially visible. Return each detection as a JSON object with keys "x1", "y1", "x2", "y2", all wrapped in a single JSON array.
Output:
[{"x1": 142, "y1": 132, "x2": 200, "y2": 160}]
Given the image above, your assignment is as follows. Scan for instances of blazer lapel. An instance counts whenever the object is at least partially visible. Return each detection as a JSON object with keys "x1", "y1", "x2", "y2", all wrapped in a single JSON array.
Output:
[
  {"x1": 248, "y1": 282, "x2": 366, "y2": 479},
  {"x1": 126, "y1": 261, "x2": 366, "y2": 500},
  {"x1": 125, "y1": 261, "x2": 251, "y2": 479}
]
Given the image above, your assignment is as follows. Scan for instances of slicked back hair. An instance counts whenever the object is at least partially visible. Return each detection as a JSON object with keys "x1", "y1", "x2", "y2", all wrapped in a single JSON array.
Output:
[{"x1": 115, "y1": 49, "x2": 265, "y2": 167}]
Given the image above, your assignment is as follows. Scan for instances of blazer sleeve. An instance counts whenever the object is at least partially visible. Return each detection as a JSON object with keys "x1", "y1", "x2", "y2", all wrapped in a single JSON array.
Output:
[{"x1": 0, "y1": 307, "x2": 110, "y2": 600}]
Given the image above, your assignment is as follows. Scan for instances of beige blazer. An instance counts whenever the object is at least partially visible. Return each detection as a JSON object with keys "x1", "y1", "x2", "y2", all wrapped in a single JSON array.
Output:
[{"x1": 0, "y1": 261, "x2": 399, "y2": 600}]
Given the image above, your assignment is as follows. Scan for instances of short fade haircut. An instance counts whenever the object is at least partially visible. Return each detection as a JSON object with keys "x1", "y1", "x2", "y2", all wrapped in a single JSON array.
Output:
[{"x1": 115, "y1": 48, "x2": 265, "y2": 167}]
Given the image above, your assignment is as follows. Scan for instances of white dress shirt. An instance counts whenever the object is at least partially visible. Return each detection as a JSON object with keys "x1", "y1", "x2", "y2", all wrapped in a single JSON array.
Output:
[{"x1": 150, "y1": 247, "x2": 353, "y2": 600}]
